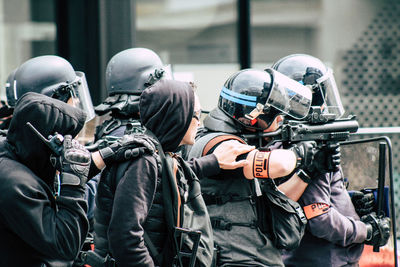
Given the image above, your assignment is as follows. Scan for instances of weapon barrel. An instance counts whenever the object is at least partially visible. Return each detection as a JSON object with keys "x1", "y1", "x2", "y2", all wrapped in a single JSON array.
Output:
[{"x1": 294, "y1": 119, "x2": 359, "y2": 134}]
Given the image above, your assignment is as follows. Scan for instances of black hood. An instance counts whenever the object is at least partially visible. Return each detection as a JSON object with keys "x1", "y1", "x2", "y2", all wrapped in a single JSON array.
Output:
[
  {"x1": 140, "y1": 79, "x2": 194, "y2": 152},
  {"x1": 7, "y1": 92, "x2": 86, "y2": 184}
]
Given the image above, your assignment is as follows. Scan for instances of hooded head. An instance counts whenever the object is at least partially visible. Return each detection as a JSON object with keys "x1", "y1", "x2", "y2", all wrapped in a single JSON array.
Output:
[
  {"x1": 139, "y1": 79, "x2": 194, "y2": 152},
  {"x1": 7, "y1": 92, "x2": 86, "y2": 184}
]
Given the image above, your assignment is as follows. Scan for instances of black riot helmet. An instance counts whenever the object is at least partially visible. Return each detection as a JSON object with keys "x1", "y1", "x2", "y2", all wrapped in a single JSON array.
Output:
[
  {"x1": 218, "y1": 68, "x2": 312, "y2": 130},
  {"x1": 95, "y1": 48, "x2": 172, "y2": 116},
  {"x1": 105, "y1": 47, "x2": 171, "y2": 96},
  {"x1": 272, "y1": 54, "x2": 344, "y2": 119},
  {"x1": 11, "y1": 55, "x2": 95, "y2": 121}
]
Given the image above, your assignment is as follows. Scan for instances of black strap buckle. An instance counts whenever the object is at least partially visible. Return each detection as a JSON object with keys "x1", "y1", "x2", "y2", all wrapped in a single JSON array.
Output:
[
  {"x1": 78, "y1": 250, "x2": 115, "y2": 267},
  {"x1": 211, "y1": 219, "x2": 233, "y2": 231}
]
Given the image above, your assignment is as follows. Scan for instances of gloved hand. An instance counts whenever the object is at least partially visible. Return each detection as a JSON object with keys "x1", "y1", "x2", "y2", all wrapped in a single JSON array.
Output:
[
  {"x1": 291, "y1": 142, "x2": 341, "y2": 181},
  {"x1": 52, "y1": 135, "x2": 91, "y2": 187},
  {"x1": 98, "y1": 133, "x2": 156, "y2": 166},
  {"x1": 289, "y1": 141, "x2": 320, "y2": 183},
  {"x1": 351, "y1": 190, "x2": 375, "y2": 217},
  {"x1": 290, "y1": 141, "x2": 318, "y2": 177},
  {"x1": 361, "y1": 212, "x2": 391, "y2": 247},
  {"x1": 313, "y1": 143, "x2": 341, "y2": 173},
  {"x1": 290, "y1": 141, "x2": 317, "y2": 169}
]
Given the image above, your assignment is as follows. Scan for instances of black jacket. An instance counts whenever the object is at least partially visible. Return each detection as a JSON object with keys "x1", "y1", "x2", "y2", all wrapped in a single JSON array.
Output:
[
  {"x1": 96, "y1": 80, "x2": 219, "y2": 267},
  {"x1": 0, "y1": 92, "x2": 88, "y2": 266}
]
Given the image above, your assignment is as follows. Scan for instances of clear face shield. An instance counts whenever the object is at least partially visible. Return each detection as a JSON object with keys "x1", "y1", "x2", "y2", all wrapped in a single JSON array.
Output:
[
  {"x1": 220, "y1": 69, "x2": 312, "y2": 131},
  {"x1": 315, "y1": 68, "x2": 345, "y2": 119},
  {"x1": 260, "y1": 69, "x2": 312, "y2": 120},
  {"x1": 65, "y1": 72, "x2": 95, "y2": 122}
]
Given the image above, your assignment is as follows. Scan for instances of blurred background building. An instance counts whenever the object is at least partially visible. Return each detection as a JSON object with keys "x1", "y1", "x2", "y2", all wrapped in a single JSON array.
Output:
[{"x1": 0, "y1": 0, "x2": 399, "y2": 241}]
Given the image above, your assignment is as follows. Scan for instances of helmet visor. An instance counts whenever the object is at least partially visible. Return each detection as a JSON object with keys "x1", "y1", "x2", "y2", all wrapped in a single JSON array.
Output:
[
  {"x1": 266, "y1": 68, "x2": 312, "y2": 120},
  {"x1": 316, "y1": 68, "x2": 344, "y2": 119},
  {"x1": 219, "y1": 86, "x2": 281, "y2": 129},
  {"x1": 69, "y1": 72, "x2": 95, "y2": 122}
]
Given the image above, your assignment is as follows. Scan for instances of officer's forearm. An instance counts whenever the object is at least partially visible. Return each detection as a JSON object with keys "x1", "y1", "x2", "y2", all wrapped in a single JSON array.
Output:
[
  {"x1": 243, "y1": 149, "x2": 297, "y2": 179},
  {"x1": 86, "y1": 152, "x2": 105, "y2": 180},
  {"x1": 278, "y1": 174, "x2": 308, "y2": 201},
  {"x1": 92, "y1": 151, "x2": 106, "y2": 170}
]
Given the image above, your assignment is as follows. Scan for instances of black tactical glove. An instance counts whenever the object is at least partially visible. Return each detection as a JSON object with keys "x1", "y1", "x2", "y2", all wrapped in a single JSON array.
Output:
[
  {"x1": 351, "y1": 190, "x2": 375, "y2": 217},
  {"x1": 313, "y1": 143, "x2": 341, "y2": 173},
  {"x1": 290, "y1": 141, "x2": 317, "y2": 168},
  {"x1": 98, "y1": 133, "x2": 156, "y2": 166},
  {"x1": 362, "y1": 212, "x2": 391, "y2": 247},
  {"x1": 291, "y1": 142, "x2": 341, "y2": 182},
  {"x1": 52, "y1": 135, "x2": 91, "y2": 187},
  {"x1": 290, "y1": 141, "x2": 317, "y2": 183}
]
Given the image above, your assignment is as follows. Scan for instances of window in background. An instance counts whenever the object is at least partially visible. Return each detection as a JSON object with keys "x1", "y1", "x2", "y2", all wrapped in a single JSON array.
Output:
[
  {"x1": 136, "y1": 0, "x2": 238, "y2": 112},
  {"x1": 0, "y1": 0, "x2": 56, "y2": 100}
]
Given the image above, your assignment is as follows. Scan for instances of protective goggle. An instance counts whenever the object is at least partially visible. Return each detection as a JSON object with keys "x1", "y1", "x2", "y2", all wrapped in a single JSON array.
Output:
[{"x1": 315, "y1": 68, "x2": 345, "y2": 119}]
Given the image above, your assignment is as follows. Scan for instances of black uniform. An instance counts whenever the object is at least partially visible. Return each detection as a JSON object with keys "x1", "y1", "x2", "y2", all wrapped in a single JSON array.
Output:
[
  {"x1": 189, "y1": 108, "x2": 284, "y2": 267},
  {"x1": 0, "y1": 92, "x2": 88, "y2": 266}
]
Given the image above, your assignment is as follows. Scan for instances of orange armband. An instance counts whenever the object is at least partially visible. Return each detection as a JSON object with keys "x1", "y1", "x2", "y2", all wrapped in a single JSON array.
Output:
[
  {"x1": 303, "y1": 203, "x2": 330, "y2": 219},
  {"x1": 253, "y1": 151, "x2": 271, "y2": 178}
]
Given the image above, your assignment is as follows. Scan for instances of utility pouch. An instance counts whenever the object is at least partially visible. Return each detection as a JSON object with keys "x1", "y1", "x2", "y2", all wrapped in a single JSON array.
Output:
[{"x1": 257, "y1": 179, "x2": 308, "y2": 250}]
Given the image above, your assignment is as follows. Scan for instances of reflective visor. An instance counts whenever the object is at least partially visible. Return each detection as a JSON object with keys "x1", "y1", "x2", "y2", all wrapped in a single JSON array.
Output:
[
  {"x1": 266, "y1": 68, "x2": 312, "y2": 120},
  {"x1": 316, "y1": 68, "x2": 344, "y2": 119},
  {"x1": 70, "y1": 72, "x2": 95, "y2": 122},
  {"x1": 220, "y1": 86, "x2": 280, "y2": 129}
]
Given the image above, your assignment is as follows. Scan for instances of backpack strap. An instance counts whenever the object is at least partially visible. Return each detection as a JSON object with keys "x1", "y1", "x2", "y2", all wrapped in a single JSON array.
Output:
[
  {"x1": 143, "y1": 231, "x2": 163, "y2": 265},
  {"x1": 210, "y1": 218, "x2": 258, "y2": 231},
  {"x1": 203, "y1": 134, "x2": 246, "y2": 156},
  {"x1": 144, "y1": 130, "x2": 180, "y2": 265},
  {"x1": 170, "y1": 156, "x2": 182, "y2": 227},
  {"x1": 202, "y1": 193, "x2": 255, "y2": 205}
]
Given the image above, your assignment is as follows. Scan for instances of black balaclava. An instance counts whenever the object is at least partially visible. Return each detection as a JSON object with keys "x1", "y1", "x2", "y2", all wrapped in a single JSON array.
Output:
[
  {"x1": 139, "y1": 79, "x2": 194, "y2": 152},
  {"x1": 7, "y1": 92, "x2": 86, "y2": 185}
]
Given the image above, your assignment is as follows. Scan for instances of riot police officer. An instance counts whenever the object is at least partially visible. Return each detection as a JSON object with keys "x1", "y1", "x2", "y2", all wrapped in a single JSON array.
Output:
[
  {"x1": 273, "y1": 54, "x2": 391, "y2": 267},
  {"x1": 187, "y1": 68, "x2": 339, "y2": 266}
]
